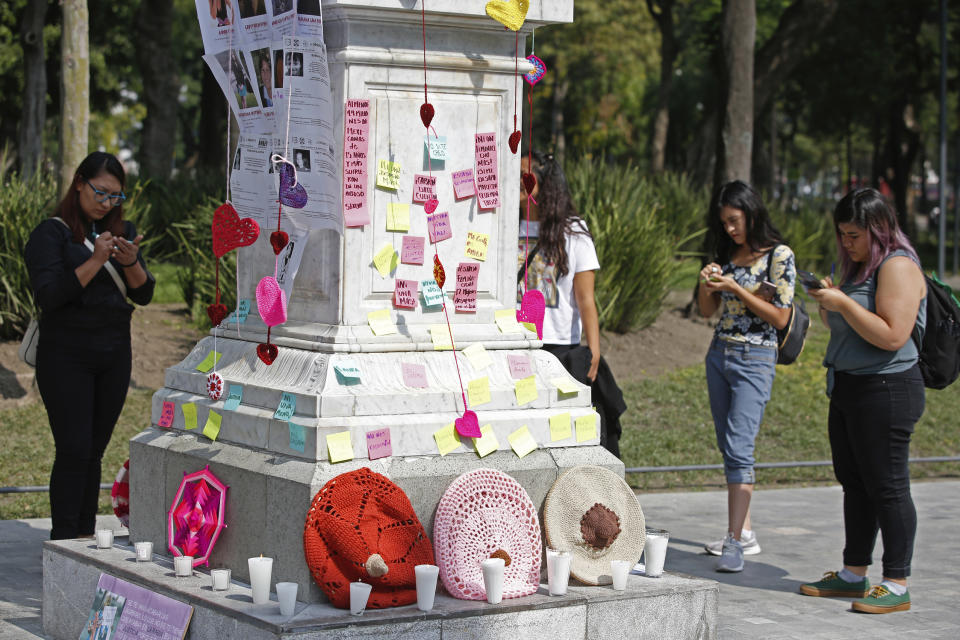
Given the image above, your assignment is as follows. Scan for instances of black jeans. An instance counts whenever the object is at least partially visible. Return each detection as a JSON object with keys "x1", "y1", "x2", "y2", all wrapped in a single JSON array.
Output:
[
  {"x1": 36, "y1": 334, "x2": 131, "y2": 540},
  {"x1": 828, "y1": 366, "x2": 924, "y2": 579}
]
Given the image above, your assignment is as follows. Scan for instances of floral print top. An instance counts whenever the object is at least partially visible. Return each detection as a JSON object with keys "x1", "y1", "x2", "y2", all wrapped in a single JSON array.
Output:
[{"x1": 715, "y1": 245, "x2": 796, "y2": 347}]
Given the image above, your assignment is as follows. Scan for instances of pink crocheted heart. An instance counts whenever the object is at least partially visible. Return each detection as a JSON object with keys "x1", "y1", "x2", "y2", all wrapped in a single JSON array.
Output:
[
  {"x1": 279, "y1": 162, "x2": 308, "y2": 209},
  {"x1": 256, "y1": 276, "x2": 287, "y2": 327},
  {"x1": 517, "y1": 290, "x2": 545, "y2": 339},
  {"x1": 455, "y1": 410, "x2": 482, "y2": 438},
  {"x1": 424, "y1": 198, "x2": 439, "y2": 214}
]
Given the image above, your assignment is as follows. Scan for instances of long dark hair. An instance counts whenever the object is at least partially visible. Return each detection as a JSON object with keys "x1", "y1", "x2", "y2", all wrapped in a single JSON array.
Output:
[
  {"x1": 833, "y1": 188, "x2": 919, "y2": 285},
  {"x1": 53, "y1": 151, "x2": 126, "y2": 243},
  {"x1": 707, "y1": 180, "x2": 782, "y2": 263},
  {"x1": 530, "y1": 150, "x2": 591, "y2": 278}
]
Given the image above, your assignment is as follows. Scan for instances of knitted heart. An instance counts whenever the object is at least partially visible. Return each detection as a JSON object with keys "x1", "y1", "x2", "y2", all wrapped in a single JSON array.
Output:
[
  {"x1": 256, "y1": 343, "x2": 278, "y2": 365},
  {"x1": 206, "y1": 303, "x2": 228, "y2": 327},
  {"x1": 279, "y1": 162, "x2": 308, "y2": 209},
  {"x1": 256, "y1": 276, "x2": 287, "y2": 327},
  {"x1": 522, "y1": 172, "x2": 537, "y2": 194},
  {"x1": 455, "y1": 410, "x2": 482, "y2": 439},
  {"x1": 420, "y1": 103, "x2": 435, "y2": 128},
  {"x1": 270, "y1": 230, "x2": 289, "y2": 255},
  {"x1": 212, "y1": 202, "x2": 260, "y2": 258},
  {"x1": 207, "y1": 372, "x2": 224, "y2": 401},
  {"x1": 433, "y1": 255, "x2": 446, "y2": 289},
  {"x1": 524, "y1": 54, "x2": 546, "y2": 86},
  {"x1": 485, "y1": 0, "x2": 529, "y2": 31},
  {"x1": 508, "y1": 130, "x2": 522, "y2": 154},
  {"x1": 517, "y1": 289, "x2": 545, "y2": 339},
  {"x1": 424, "y1": 198, "x2": 439, "y2": 214}
]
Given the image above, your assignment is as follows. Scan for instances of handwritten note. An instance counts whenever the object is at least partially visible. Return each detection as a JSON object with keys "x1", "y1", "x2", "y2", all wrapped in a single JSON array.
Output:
[
  {"x1": 474, "y1": 424, "x2": 499, "y2": 458},
  {"x1": 182, "y1": 403, "x2": 197, "y2": 430},
  {"x1": 225, "y1": 299, "x2": 251, "y2": 324},
  {"x1": 550, "y1": 412, "x2": 572, "y2": 441},
  {"x1": 343, "y1": 99, "x2": 371, "y2": 226},
  {"x1": 575, "y1": 414, "x2": 597, "y2": 442},
  {"x1": 373, "y1": 243, "x2": 398, "y2": 276},
  {"x1": 514, "y1": 375, "x2": 537, "y2": 406},
  {"x1": 508, "y1": 425, "x2": 537, "y2": 458},
  {"x1": 375, "y1": 159, "x2": 401, "y2": 190},
  {"x1": 195, "y1": 351, "x2": 222, "y2": 373},
  {"x1": 551, "y1": 377, "x2": 580, "y2": 395},
  {"x1": 433, "y1": 422, "x2": 461, "y2": 456},
  {"x1": 467, "y1": 376, "x2": 491, "y2": 406},
  {"x1": 430, "y1": 324, "x2": 453, "y2": 350},
  {"x1": 386, "y1": 203, "x2": 410, "y2": 232},
  {"x1": 401, "y1": 362, "x2": 428, "y2": 388},
  {"x1": 202, "y1": 410, "x2": 222, "y2": 441},
  {"x1": 452, "y1": 168, "x2": 476, "y2": 199},
  {"x1": 427, "y1": 211, "x2": 452, "y2": 244},
  {"x1": 464, "y1": 231, "x2": 489, "y2": 261},
  {"x1": 288, "y1": 422, "x2": 306, "y2": 452},
  {"x1": 507, "y1": 355, "x2": 533, "y2": 379},
  {"x1": 425, "y1": 135, "x2": 447, "y2": 160},
  {"x1": 223, "y1": 385, "x2": 243, "y2": 411},
  {"x1": 327, "y1": 431, "x2": 355, "y2": 463},
  {"x1": 495, "y1": 308, "x2": 522, "y2": 333},
  {"x1": 158, "y1": 401, "x2": 175, "y2": 428},
  {"x1": 394, "y1": 279, "x2": 418, "y2": 309},
  {"x1": 412, "y1": 174, "x2": 437, "y2": 203},
  {"x1": 366, "y1": 428, "x2": 392, "y2": 460},
  {"x1": 274, "y1": 392, "x2": 297, "y2": 421},
  {"x1": 401, "y1": 235, "x2": 424, "y2": 265},
  {"x1": 421, "y1": 280, "x2": 444, "y2": 308},
  {"x1": 454, "y1": 263, "x2": 479, "y2": 312},
  {"x1": 462, "y1": 343, "x2": 492, "y2": 370},
  {"x1": 334, "y1": 359, "x2": 362, "y2": 383},
  {"x1": 474, "y1": 132, "x2": 500, "y2": 209},
  {"x1": 368, "y1": 309, "x2": 397, "y2": 336}
]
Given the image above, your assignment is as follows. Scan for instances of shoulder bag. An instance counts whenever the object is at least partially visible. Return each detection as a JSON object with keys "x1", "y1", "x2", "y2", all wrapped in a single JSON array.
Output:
[{"x1": 765, "y1": 245, "x2": 809, "y2": 365}]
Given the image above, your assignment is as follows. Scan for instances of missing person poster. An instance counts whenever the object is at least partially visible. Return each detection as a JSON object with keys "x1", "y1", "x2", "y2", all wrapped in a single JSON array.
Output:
[{"x1": 79, "y1": 573, "x2": 193, "y2": 640}]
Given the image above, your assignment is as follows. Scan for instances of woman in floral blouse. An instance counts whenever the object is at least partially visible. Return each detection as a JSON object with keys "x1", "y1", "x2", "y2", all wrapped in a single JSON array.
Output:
[{"x1": 697, "y1": 180, "x2": 797, "y2": 573}]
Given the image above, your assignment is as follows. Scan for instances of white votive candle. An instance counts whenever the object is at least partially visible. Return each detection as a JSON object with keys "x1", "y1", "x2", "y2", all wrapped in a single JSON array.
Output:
[
  {"x1": 611, "y1": 560, "x2": 631, "y2": 591},
  {"x1": 481, "y1": 557, "x2": 505, "y2": 604},
  {"x1": 95, "y1": 529, "x2": 113, "y2": 549},
  {"x1": 414, "y1": 565, "x2": 439, "y2": 611},
  {"x1": 248, "y1": 556, "x2": 273, "y2": 605},
  {"x1": 135, "y1": 541, "x2": 153, "y2": 562},
  {"x1": 174, "y1": 555, "x2": 193, "y2": 577},
  {"x1": 349, "y1": 581, "x2": 372, "y2": 615},
  {"x1": 276, "y1": 582, "x2": 298, "y2": 617},
  {"x1": 643, "y1": 528, "x2": 670, "y2": 578},
  {"x1": 211, "y1": 568, "x2": 231, "y2": 591},
  {"x1": 547, "y1": 549, "x2": 571, "y2": 596}
]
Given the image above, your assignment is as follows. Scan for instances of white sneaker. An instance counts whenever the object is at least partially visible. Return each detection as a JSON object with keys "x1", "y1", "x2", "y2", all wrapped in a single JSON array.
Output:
[
  {"x1": 715, "y1": 534, "x2": 744, "y2": 573},
  {"x1": 705, "y1": 529, "x2": 761, "y2": 556}
]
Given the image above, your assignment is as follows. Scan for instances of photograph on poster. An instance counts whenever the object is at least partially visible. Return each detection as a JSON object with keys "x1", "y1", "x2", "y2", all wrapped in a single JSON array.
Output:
[
  {"x1": 252, "y1": 48, "x2": 273, "y2": 108},
  {"x1": 285, "y1": 51, "x2": 304, "y2": 77},
  {"x1": 272, "y1": 0, "x2": 293, "y2": 13},
  {"x1": 238, "y1": 0, "x2": 266, "y2": 19},
  {"x1": 294, "y1": 148, "x2": 311, "y2": 172},
  {"x1": 299, "y1": 0, "x2": 321, "y2": 15}
]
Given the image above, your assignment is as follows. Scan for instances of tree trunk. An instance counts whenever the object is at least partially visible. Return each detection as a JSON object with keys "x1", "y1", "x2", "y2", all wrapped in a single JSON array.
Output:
[
  {"x1": 198, "y1": 65, "x2": 226, "y2": 171},
  {"x1": 60, "y1": 0, "x2": 89, "y2": 195},
  {"x1": 19, "y1": 0, "x2": 47, "y2": 180},
  {"x1": 551, "y1": 76, "x2": 569, "y2": 167},
  {"x1": 714, "y1": 0, "x2": 756, "y2": 189},
  {"x1": 135, "y1": 0, "x2": 178, "y2": 179},
  {"x1": 885, "y1": 100, "x2": 920, "y2": 231},
  {"x1": 646, "y1": 0, "x2": 677, "y2": 174}
]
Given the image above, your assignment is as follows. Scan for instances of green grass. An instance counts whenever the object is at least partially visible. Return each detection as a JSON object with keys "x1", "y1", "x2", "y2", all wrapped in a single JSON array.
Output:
[
  {"x1": 149, "y1": 262, "x2": 183, "y2": 304},
  {"x1": 620, "y1": 314, "x2": 960, "y2": 491}
]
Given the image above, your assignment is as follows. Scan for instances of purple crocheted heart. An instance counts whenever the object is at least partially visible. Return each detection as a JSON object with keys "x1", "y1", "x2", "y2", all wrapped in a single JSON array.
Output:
[{"x1": 279, "y1": 162, "x2": 308, "y2": 209}]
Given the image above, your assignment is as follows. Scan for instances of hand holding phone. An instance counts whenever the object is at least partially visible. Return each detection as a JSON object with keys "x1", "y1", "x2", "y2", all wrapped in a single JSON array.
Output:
[
  {"x1": 797, "y1": 269, "x2": 824, "y2": 290},
  {"x1": 756, "y1": 280, "x2": 776, "y2": 300}
]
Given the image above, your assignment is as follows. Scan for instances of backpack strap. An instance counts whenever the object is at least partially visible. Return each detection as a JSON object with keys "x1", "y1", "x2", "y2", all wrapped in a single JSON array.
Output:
[
  {"x1": 53, "y1": 216, "x2": 127, "y2": 297},
  {"x1": 517, "y1": 243, "x2": 540, "y2": 285}
]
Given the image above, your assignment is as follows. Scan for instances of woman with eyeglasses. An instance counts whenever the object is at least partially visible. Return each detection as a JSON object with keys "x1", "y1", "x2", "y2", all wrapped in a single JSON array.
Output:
[{"x1": 24, "y1": 151, "x2": 155, "y2": 540}]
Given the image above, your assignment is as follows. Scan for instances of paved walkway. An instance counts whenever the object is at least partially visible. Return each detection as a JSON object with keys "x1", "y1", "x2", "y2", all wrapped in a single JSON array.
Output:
[{"x1": 2, "y1": 482, "x2": 958, "y2": 639}]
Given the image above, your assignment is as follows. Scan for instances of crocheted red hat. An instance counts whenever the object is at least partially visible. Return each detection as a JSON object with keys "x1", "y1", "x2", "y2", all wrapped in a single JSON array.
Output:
[{"x1": 303, "y1": 468, "x2": 435, "y2": 609}]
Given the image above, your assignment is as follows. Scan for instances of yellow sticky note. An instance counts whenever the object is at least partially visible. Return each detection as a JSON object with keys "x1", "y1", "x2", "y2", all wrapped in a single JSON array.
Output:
[
  {"x1": 575, "y1": 414, "x2": 597, "y2": 443},
  {"x1": 368, "y1": 309, "x2": 397, "y2": 336},
  {"x1": 521, "y1": 321, "x2": 537, "y2": 333},
  {"x1": 430, "y1": 324, "x2": 453, "y2": 351},
  {"x1": 326, "y1": 431, "x2": 355, "y2": 463},
  {"x1": 514, "y1": 375, "x2": 537, "y2": 406},
  {"x1": 473, "y1": 424, "x2": 499, "y2": 458},
  {"x1": 508, "y1": 425, "x2": 537, "y2": 458},
  {"x1": 376, "y1": 159, "x2": 401, "y2": 189},
  {"x1": 495, "y1": 309, "x2": 521, "y2": 334},
  {"x1": 464, "y1": 231, "x2": 490, "y2": 261},
  {"x1": 202, "y1": 410, "x2": 222, "y2": 441},
  {"x1": 182, "y1": 403, "x2": 197, "y2": 430},
  {"x1": 462, "y1": 343, "x2": 493, "y2": 370},
  {"x1": 467, "y1": 376, "x2": 491, "y2": 406},
  {"x1": 386, "y1": 203, "x2": 410, "y2": 232},
  {"x1": 433, "y1": 422, "x2": 461, "y2": 456},
  {"x1": 373, "y1": 243, "x2": 398, "y2": 277},
  {"x1": 550, "y1": 377, "x2": 580, "y2": 395},
  {"x1": 550, "y1": 412, "x2": 572, "y2": 442},
  {"x1": 195, "y1": 351, "x2": 222, "y2": 372}
]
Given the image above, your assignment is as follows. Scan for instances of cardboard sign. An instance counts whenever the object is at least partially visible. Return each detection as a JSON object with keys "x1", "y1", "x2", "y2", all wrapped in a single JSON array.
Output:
[
  {"x1": 386, "y1": 203, "x2": 410, "y2": 232},
  {"x1": 464, "y1": 231, "x2": 489, "y2": 261},
  {"x1": 401, "y1": 362, "x2": 428, "y2": 388},
  {"x1": 401, "y1": 235, "x2": 425, "y2": 265},
  {"x1": 343, "y1": 99, "x2": 371, "y2": 226},
  {"x1": 427, "y1": 211, "x2": 452, "y2": 244},
  {"x1": 366, "y1": 428, "x2": 392, "y2": 460},
  {"x1": 474, "y1": 132, "x2": 500, "y2": 209},
  {"x1": 412, "y1": 174, "x2": 437, "y2": 203},
  {"x1": 375, "y1": 159, "x2": 401, "y2": 190},
  {"x1": 452, "y1": 168, "x2": 476, "y2": 199},
  {"x1": 394, "y1": 279, "x2": 418, "y2": 309},
  {"x1": 453, "y1": 263, "x2": 479, "y2": 312},
  {"x1": 158, "y1": 401, "x2": 175, "y2": 428}
]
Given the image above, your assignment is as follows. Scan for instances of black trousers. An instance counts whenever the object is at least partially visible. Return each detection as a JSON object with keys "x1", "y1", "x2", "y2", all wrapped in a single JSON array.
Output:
[
  {"x1": 828, "y1": 366, "x2": 924, "y2": 579},
  {"x1": 36, "y1": 334, "x2": 131, "y2": 540}
]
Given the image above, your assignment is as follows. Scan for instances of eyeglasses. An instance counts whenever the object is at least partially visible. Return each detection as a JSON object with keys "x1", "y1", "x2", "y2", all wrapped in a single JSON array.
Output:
[{"x1": 85, "y1": 180, "x2": 126, "y2": 205}]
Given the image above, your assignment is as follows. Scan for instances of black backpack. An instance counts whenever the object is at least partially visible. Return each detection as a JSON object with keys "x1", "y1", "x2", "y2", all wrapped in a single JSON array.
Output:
[
  {"x1": 765, "y1": 246, "x2": 810, "y2": 365},
  {"x1": 913, "y1": 273, "x2": 960, "y2": 389}
]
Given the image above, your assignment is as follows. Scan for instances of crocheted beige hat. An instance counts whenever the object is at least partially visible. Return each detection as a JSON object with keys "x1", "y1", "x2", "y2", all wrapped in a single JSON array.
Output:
[{"x1": 543, "y1": 465, "x2": 645, "y2": 585}]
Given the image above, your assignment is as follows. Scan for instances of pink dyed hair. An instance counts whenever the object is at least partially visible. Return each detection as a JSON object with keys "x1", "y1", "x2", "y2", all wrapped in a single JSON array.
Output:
[{"x1": 833, "y1": 188, "x2": 919, "y2": 284}]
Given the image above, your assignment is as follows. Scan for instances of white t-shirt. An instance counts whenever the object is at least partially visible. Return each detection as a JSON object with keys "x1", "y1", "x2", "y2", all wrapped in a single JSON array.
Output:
[{"x1": 518, "y1": 218, "x2": 600, "y2": 345}]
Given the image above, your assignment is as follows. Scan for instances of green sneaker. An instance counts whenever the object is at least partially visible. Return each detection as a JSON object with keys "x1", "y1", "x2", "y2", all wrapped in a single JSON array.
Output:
[
  {"x1": 852, "y1": 585, "x2": 911, "y2": 613},
  {"x1": 799, "y1": 571, "x2": 870, "y2": 597}
]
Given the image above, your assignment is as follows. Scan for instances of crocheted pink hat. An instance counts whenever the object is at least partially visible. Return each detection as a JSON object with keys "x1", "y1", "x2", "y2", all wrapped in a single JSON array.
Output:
[{"x1": 433, "y1": 468, "x2": 541, "y2": 600}]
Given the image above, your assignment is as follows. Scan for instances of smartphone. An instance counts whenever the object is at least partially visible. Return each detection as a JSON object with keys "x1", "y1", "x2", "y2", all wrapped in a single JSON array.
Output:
[
  {"x1": 756, "y1": 280, "x2": 776, "y2": 299},
  {"x1": 797, "y1": 269, "x2": 824, "y2": 290}
]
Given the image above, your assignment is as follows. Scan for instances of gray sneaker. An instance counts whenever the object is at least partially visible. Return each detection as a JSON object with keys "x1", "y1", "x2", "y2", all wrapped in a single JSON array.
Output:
[
  {"x1": 716, "y1": 534, "x2": 744, "y2": 573},
  {"x1": 705, "y1": 529, "x2": 761, "y2": 556}
]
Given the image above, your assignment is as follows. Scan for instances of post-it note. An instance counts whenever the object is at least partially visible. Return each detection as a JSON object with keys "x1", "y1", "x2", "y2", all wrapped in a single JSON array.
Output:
[
  {"x1": 427, "y1": 211, "x2": 452, "y2": 244},
  {"x1": 327, "y1": 431, "x2": 355, "y2": 462},
  {"x1": 401, "y1": 362, "x2": 428, "y2": 388},
  {"x1": 468, "y1": 376, "x2": 491, "y2": 406},
  {"x1": 366, "y1": 427, "x2": 392, "y2": 460},
  {"x1": 158, "y1": 401, "x2": 175, "y2": 428},
  {"x1": 334, "y1": 359, "x2": 362, "y2": 383},
  {"x1": 433, "y1": 422, "x2": 461, "y2": 456},
  {"x1": 575, "y1": 414, "x2": 597, "y2": 443},
  {"x1": 182, "y1": 402, "x2": 197, "y2": 430},
  {"x1": 376, "y1": 159, "x2": 401, "y2": 189},
  {"x1": 421, "y1": 280, "x2": 444, "y2": 308},
  {"x1": 386, "y1": 203, "x2": 410, "y2": 232},
  {"x1": 550, "y1": 377, "x2": 580, "y2": 395},
  {"x1": 430, "y1": 324, "x2": 453, "y2": 350},
  {"x1": 425, "y1": 135, "x2": 447, "y2": 160},
  {"x1": 507, "y1": 355, "x2": 532, "y2": 379},
  {"x1": 223, "y1": 385, "x2": 243, "y2": 411},
  {"x1": 550, "y1": 412, "x2": 572, "y2": 442},
  {"x1": 288, "y1": 422, "x2": 305, "y2": 452},
  {"x1": 514, "y1": 375, "x2": 537, "y2": 406},
  {"x1": 412, "y1": 174, "x2": 437, "y2": 203},
  {"x1": 401, "y1": 235, "x2": 425, "y2": 265},
  {"x1": 226, "y1": 299, "x2": 251, "y2": 324},
  {"x1": 473, "y1": 424, "x2": 499, "y2": 458},
  {"x1": 368, "y1": 309, "x2": 397, "y2": 336},
  {"x1": 508, "y1": 425, "x2": 537, "y2": 458},
  {"x1": 495, "y1": 309, "x2": 522, "y2": 333},
  {"x1": 274, "y1": 392, "x2": 297, "y2": 421},
  {"x1": 394, "y1": 279, "x2": 418, "y2": 309},
  {"x1": 202, "y1": 410, "x2": 222, "y2": 441},
  {"x1": 195, "y1": 351, "x2": 222, "y2": 372},
  {"x1": 453, "y1": 262, "x2": 479, "y2": 313},
  {"x1": 462, "y1": 343, "x2": 492, "y2": 370},
  {"x1": 373, "y1": 243, "x2": 398, "y2": 276},
  {"x1": 465, "y1": 231, "x2": 489, "y2": 261},
  {"x1": 452, "y1": 168, "x2": 476, "y2": 199}
]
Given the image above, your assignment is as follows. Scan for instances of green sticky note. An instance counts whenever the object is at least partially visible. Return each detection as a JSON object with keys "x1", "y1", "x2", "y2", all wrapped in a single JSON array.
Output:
[
  {"x1": 182, "y1": 402, "x2": 197, "y2": 430},
  {"x1": 376, "y1": 159, "x2": 402, "y2": 190},
  {"x1": 550, "y1": 412, "x2": 572, "y2": 442},
  {"x1": 289, "y1": 422, "x2": 306, "y2": 453},
  {"x1": 575, "y1": 414, "x2": 597, "y2": 443},
  {"x1": 326, "y1": 431, "x2": 354, "y2": 463},
  {"x1": 202, "y1": 410, "x2": 222, "y2": 441},
  {"x1": 195, "y1": 351, "x2": 222, "y2": 372},
  {"x1": 223, "y1": 384, "x2": 243, "y2": 411},
  {"x1": 508, "y1": 425, "x2": 537, "y2": 458}
]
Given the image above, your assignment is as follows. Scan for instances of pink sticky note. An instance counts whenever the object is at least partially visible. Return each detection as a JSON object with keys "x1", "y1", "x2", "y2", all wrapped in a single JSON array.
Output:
[
  {"x1": 394, "y1": 279, "x2": 418, "y2": 309},
  {"x1": 412, "y1": 174, "x2": 437, "y2": 203},
  {"x1": 474, "y1": 133, "x2": 500, "y2": 209},
  {"x1": 402, "y1": 362, "x2": 428, "y2": 388},
  {"x1": 454, "y1": 262, "x2": 479, "y2": 312},
  {"x1": 507, "y1": 355, "x2": 533, "y2": 379},
  {"x1": 366, "y1": 428, "x2": 392, "y2": 460},
  {"x1": 400, "y1": 235, "x2": 425, "y2": 265},
  {"x1": 343, "y1": 99, "x2": 371, "y2": 227},
  {"x1": 158, "y1": 401, "x2": 175, "y2": 428},
  {"x1": 427, "y1": 211, "x2": 452, "y2": 244},
  {"x1": 452, "y1": 169, "x2": 476, "y2": 199}
]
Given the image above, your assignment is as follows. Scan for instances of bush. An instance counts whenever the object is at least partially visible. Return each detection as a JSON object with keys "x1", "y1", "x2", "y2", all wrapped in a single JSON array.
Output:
[{"x1": 768, "y1": 202, "x2": 836, "y2": 273}]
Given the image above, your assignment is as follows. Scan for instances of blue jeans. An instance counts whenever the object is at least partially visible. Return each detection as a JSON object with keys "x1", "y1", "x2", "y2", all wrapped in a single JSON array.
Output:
[{"x1": 705, "y1": 339, "x2": 777, "y2": 484}]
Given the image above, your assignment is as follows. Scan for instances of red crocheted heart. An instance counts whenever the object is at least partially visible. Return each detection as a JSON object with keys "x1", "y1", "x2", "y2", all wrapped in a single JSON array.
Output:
[
  {"x1": 270, "y1": 230, "x2": 289, "y2": 255},
  {"x1": 424, "y1": 198, "x2": 439, "y2": 214},
  {"x1": 420, "y1": 103, "x2": 435, "y2": 128},
  {"x1": 508, "y1": 130, "x2": 522, "y2": 154},
  {"x1": 257, "y1": 343, "x2": 278, "y2": 365},
  {"x1": 433, "y1": 255, "x2": 446, "y2": 289},
  {"x1": 455, "y1": 410, "x2": 482, "y2": 438},
  {"x1": 522, "y1": 172, "x2": 537, "y2": 194},
  {"x1": 212, "y1": 202, "x2": 260, "y2": 258},
  {"x1": 206, "y1": 303, "x2": 228, "y2": 327}
]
